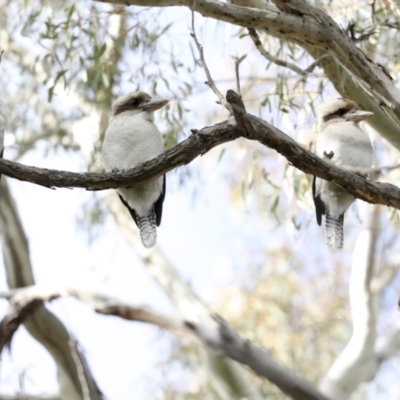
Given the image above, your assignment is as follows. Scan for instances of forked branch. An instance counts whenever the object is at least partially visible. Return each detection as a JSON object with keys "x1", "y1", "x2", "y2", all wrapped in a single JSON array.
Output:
[{"x1": 0, "y1": 285, "x2": 328, "y2": 400}]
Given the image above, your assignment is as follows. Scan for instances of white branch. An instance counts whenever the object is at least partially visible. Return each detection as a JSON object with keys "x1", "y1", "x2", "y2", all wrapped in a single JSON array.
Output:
[
  {"x1": 94, "y1": 0, "x2": 324, "y2": 45},
  {"x1": 0, "y1": 180, "x2": 103, "y2": 400},
  {"x1": 320, "y1": 204, "x2": 380, "y2": 399},
  {"x1": 0, "y1": 286, "x2": 329, "y2": 400}
]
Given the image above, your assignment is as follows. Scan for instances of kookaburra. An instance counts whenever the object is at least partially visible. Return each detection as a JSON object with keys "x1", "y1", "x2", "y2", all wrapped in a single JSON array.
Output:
[
  {"x1": 312, "y1": 98, "x2": 374, "y2": 250},
  {"x1": 102, "y1": 91, "x2": 168, "y2": 249},
  {"x1": 0, "y1": 99, "x2": 9, "y2": 180}
]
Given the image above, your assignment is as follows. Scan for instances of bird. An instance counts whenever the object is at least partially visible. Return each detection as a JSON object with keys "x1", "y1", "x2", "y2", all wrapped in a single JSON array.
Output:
[
  {"x1": 312, "y1": 98, "x2": 374, "y2": 250},
  {"x1": 0, "y1": 99, "x2": 9, "y2": 181},
  {"x1": 102, "y1": 91, "x2": 168, "y2": 248}
]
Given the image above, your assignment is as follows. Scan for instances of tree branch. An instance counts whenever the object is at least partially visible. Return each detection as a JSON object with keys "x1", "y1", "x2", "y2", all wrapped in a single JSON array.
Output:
[
  {"x1": 1, "y1": 91, "x2": 400, "y2": 212},
  {"x1": 320, "y1": 204, "x2": 380, "y2": 398},
  {"x1": 190, "y1": 2, "x2": 232, "y2": 112},
  {"x1": 94, "y1": 0, "x2": 325, "y2": 47},
  {"x1": 271, "y1": 0, "x2": 400, "y2": 109},
  {"x1": 95, "y1": 0, "x2": 400, "y2": 109},
  {"x1": 248, "y1": 28, "x2": 328, "y2": 75},
  {"x1": 231, "y1": 56, "x2": 242, "y2": 96},
  {"x1": 93, "y1": 0, "x2": 400, "y2": 149},
  {"x1": 0, "y1": 123, "x2": 241, "y2": 189},
  {"x1": 0, "y1": 286, "x2": 329, "y2": 400},
  {"x1": 226, "y1": 89, "x2": 254, "y2": 137},
  {"x1": 186, "y1": 315, "x2": 329, "y2": 400},
  {"x1": 303, "y1": 44, "x2": 400, "y2": 150},
  {"x1": 0, "y1": 286, "x2": 191, "y2": 350},
  {"x1": 0, "y1": 180, "x2": 103, "y2": 400}
]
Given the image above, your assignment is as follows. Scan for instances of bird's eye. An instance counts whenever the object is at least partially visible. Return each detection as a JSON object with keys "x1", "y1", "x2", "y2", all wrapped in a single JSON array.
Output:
[
  {"x1": 337, "y1": 108, "x2": 347, "y2": 115},
  {"x1": 130, "y1": 99, "x2": 140, "y2": 107}
]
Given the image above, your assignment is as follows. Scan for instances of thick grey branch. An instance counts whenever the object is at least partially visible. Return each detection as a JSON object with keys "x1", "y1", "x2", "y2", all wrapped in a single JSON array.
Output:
[
  {"x1": 1, "y1": 91, "x2": 400, "y2": 212},
  {"x1": 94, "y1": 0, "x2": 400, "y2": 149},
  {"x1": 95, "y1": 0, "x2": 400, "y2": 109},
  {"x1": 186, "y1": 315, "x2": 329, "y2": 400},
  {"x1": 303, "y1": 45, "x2": 400, "y2": 149},
  {"x1": 95, "y1": 0, "x2": 324, "y2": 45},
  {"x1": 272, "y1": 0, "x2": 400, "y2": 109},
  {"x1": 0, "y1": 286, "x2": 328, "y2": 400}
]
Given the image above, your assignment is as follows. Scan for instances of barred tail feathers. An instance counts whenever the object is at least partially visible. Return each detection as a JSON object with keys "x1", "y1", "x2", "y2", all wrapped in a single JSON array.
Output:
[
  {"x1": 137, "y1": 212, "x2": 157, "y2": 248},
  {"x1": 325, "y1": 211, "x2": 344, "y2": 250}
]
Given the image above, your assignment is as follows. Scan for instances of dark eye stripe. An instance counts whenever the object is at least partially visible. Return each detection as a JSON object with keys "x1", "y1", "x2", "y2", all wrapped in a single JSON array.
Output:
[
  {"x1": 112, "y1": 92, "x2": 152, "y2": 116},
  {"x1": 130, "y1": 99, "x2": 140, "y2": 106},
  {"x1": 114, "y1": 101, "x2": 141, "y2": 116},
  {"x1": 336, "y1": 107, "x2": 347, "y2": 115},
  {"x1": 322, "y1": 105, "x2": 356, "y2": 122}
]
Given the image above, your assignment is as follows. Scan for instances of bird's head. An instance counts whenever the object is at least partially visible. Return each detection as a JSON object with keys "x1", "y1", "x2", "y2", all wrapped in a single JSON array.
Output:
[
  {"x1": 317, "y1": 98, "x2": 373, "y2": 131},
  {"x1": 111, "y1": 91, "x2": 169, "y2": 121}
]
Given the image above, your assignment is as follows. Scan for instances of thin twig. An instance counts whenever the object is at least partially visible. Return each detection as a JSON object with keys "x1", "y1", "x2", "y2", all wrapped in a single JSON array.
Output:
[
  {"x1": 231, "y1": 56, "x2": 242, "y2": 96},
  {"x1": 190, "y1": 1, "x2": 232, "y2": 112},
  {"x1": 248, "y1": 28, "x2": 329, "y2": 75},
  {"x1": 303, "y1": 53, "x2": 331, "y2": 73},
  {"x1": 0, "y1": 50, "x2": 4, "y2": 65}
]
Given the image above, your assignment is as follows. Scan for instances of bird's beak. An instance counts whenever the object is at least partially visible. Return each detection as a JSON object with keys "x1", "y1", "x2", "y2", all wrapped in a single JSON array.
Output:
[
  {"x1": 140, "y1": 99, "x2": 169, "y2": 112},
  {"x1": 345, "y1": 110, "x2": 373, "y2": 122}
]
